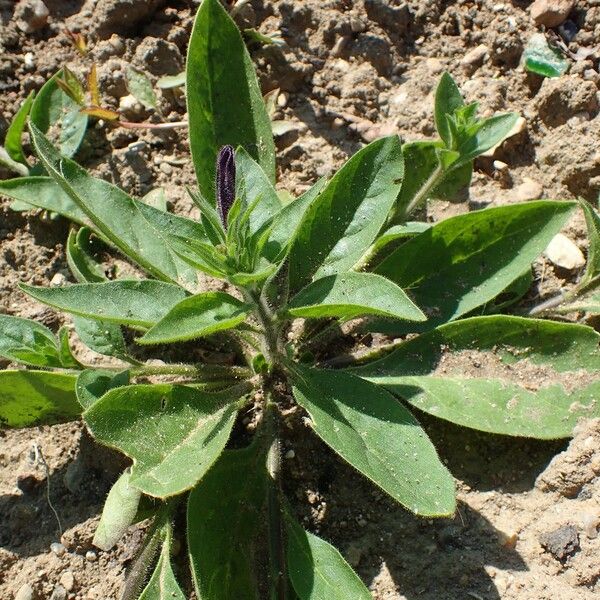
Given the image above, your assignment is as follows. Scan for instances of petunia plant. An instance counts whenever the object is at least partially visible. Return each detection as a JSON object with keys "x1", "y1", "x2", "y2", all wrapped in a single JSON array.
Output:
[{"x1": 1, "y1": 0, "x2": 599, "y2": 598}]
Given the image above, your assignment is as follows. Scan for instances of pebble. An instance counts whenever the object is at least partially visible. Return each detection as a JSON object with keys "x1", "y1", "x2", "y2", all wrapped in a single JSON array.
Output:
[
  {"x1": 544, "y1": 233, "x2": 586, "y2": 270},
  {"x1": 23, "y1": 52, "x2": 35, "y2": 69},
  {"x1": 350, "y1": 17, "x2": 366, "y2": 33},
  {"x1": 514, "y1": 177, "x2": 543, "y2": 201},
  {"x1": 580, "y1": 512, "x2": 600, "y2": 539},
  {"x1": 159, "y1": 162, "x2": 172, "y2": 175},
  {"x1": 85, "y1": 550, "x2": 98, "y2": 562},
  {"x1": 50, "y1": 542, "x2": 66, "y2": 556},
  {"x1": 284, "y1": 449, "x2": 295, "y2": 459},
  {"x1": 461, "y1": 44, "x2": 488, "y2": 72},
  {"x1": 345, "y1": 543, "x2": 363, "y2": 567},
  {"x1": 539, "y1": 524, "x2": 580, "y2": 561},
  {"x1": 331, "y1": 35, "x2": 350, "y2": 57},
  {"x1": 59, "y1": 571, "x2": 76, "y2": 592},
  {"x1": 50, "y1": 585, "x2": 67, "y2": 600},
  {"x1": 119, "y1": 94, "x2": 144, "y2": 118},
  {"x1": 50, "y1": 272, "x2": 66, "y2": 287},
  {"x1": 530, "y1": 0, "x2": 574, "y2": 28},
  {"x1": 108, "y1": 34, "x2": 125, "y2": 55},
  {"x1": 14, "y1": 0, "x2": 49, "y2": 34},
  {"x1": 14, "y1": 584, "x2": 34, "y2": 600}
]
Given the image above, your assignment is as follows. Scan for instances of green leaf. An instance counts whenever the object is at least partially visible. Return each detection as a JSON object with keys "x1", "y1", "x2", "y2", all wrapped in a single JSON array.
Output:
[
  {"x1": 0, "y1": 370, "x2": 79, "y2": 428},
  {"x1": 141, "y1": 188, "x2": 168, "y2": 212},
  {"x1": 58, "y1": 326, "x2": 82, "y2": 369},
  {"x1": 139, "y1": 531, "x2": 186, "y2": 600},
  {"x1": 286, "y1": 516, "x2": 371, "y2": 600},
  {"x1": 28, "y1": 126, "x2": 203, "y2": 287},
  {"x1": 289, "y1": 364, "x2": 455, "y2": 516},
  {"x1": 84, "y1": 384, "x2": 239, "y2": 497},
  {"x1": 288, "y1": 272, "x2": 425, "y2": 322},
  {"x1": 169, "y1": 236, "x2": 229, "y2": 279},
  {"x1": 76, "y1": 369, "x2": 130, "y2": 410},
  {"x1": 555, "y1": 291, "x2": 600, "y2": 315},
  {"x1": 4, "y1": 90, "x2": 34, "y2": 164},
  {"x1": 0, "y1": 147, "x2": 29, "y2": 177},
  {"x1": 354, "y1": 316, "x2": 600, "y2": 438},
  {"x1": 434, "y1": 72, "x2": 464, "y2": 146},
  {"x1": 368, "y1": 222, "x2": 431, "y2": 258},
  {"x1": 263, "y1": 177, "x2": 328, "y2": 263},
  {"x1": 126, "y1": 66, "x2": 158, "y2": 110},
  {"x1": 73, "y1": 316, "x2": 130, "y2": 360},
  {"x1": 157, "y1": 72, "x2": 186, "y2": 89},
  {"x1": 30, "y1": 70, "x2": 88, "y2": 158},
  {"x1": 21, "y1": 280, "x2": 189, "y2": 328},
  {"x1": 187, "y1": 0, "x2": 275, "y2": 199},
  {"x1": 94, "y1": 468, "x2": 143, "y2": 551},
  {"x1": 375, "y1": 201, "x2": 576, "y2": 330},
  {"x1": 67, "y1": 227, "x2": 106, "y2": 283},
  {"x1": 187, "y1": 446, "x2": 267, "y2": 600},
  {"x1": 0, "y1": 177, "x2": 88, "y2": 224},
  {"x1": 581, "y1": 201, "x2": 600, "y2": 286},
  {"x1": 288, "y1": 136, "x2": 404, "y2": 293},
  {"x1": 0, "y1": 314, "x2": 62, "y2": 367},
  {"x1": 139, "y1": 292, "x2": 251, "y2": 345},
  {"x1": 235, "y1": 147, "x2": 281, "y2": 238}
]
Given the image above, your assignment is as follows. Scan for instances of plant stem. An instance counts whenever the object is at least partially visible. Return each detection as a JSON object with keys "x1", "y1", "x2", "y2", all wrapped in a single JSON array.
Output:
[
  {"x1": 247, "y1": 289, "x2": 281, "y2": 364},
  {"x1": 523, "y1": 275, "x2": 600, "y2": 316},
  {"x1": 265, "y1": 401, "x2": 287, "y2": 600},
  {"x1": 403, "y1": 162, "x2": 444, "y2": 220},
  {"x1": 118, "y1": 120, "x2": 188, "y2": 130}
]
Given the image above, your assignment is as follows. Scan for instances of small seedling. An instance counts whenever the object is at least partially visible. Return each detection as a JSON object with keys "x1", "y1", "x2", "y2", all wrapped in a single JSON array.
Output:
[{"x1": 1, "y1": 1, "x2": 599, "y2": 598}]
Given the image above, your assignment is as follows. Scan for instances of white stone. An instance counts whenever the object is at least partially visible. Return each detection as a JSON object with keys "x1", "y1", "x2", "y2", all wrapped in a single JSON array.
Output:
[
  {"x1": 514, "y1": 177, "x2": 543, "y2": 201},
  {"x1": 544, "y1": 233, "x2": 586, "y2": 270}
]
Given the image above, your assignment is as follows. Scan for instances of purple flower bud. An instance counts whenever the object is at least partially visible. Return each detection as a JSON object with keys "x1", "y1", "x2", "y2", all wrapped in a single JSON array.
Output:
[{"x1": 216, "y1": 145, "x2": 235, "y2": 229}]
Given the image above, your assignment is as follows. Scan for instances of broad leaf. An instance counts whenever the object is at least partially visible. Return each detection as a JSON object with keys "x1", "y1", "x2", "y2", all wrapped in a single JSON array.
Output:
[
  {"x1": 29, "y1": 125, "x2": 203, "y2": 287},
  {"x1": 286, "y1": 516, "x2": 371, "y2": 600},
  {"x1": 288, "y1": 272, "x2": 425, "y2": 322},
  {"x1": 30, "y1": 70, "x2": 88, "y2": 157},
  {"x1": 0, "y1": 370, "x2": 79, "y2": 428},
  {"x1": 375, "y1": 201, "x2": 576, "y2": 331},
  {"x1": 354, "y1": 316, "x2": 600, "y2": 438},
  {"x1": 21, "y1": 280, "x2": 189, "y2": 328},
  {"x1": 74, "y1": 316, "x2": 130, "y2": 359},
  {"x1": 369, "y1": 222, "x2": 431, "y2": 257},
  {"x1": 289, "y1": 364, "x2": 455, "y2": 516},
  {"x1": 66, "y1": 227, "x2": 106, "y2": 283},
  {"x1": 434, "y1": 72, "x2": 464, "y2": 145},
  {"x1": 188, "y1": 446, "x2": 267, "y2": 600},
  {"x1": 126, "y1": 66, "x2": 158, "y2": 110},
  {"x1": 581, "y1": 201, "x2": 600, "y2": 285},
  {"x1": 456, "y1": 113, "x2": 519, "y2": 165},
  {"x1": 187, "y1": 0, "x2": 275, "y2": 198},
  {"x1": 76, "y1": 369, "x2": 130, "y2": 410},
  {"x1": 94, "y1": 468, "x2": 142, "y2": 551},
  {"x1": 139, "y1": 292, "x2": 250, "y2": 345},
  {"x1": 288, "y1": 136, "x2": 404, "y2": 293},
  {"x1": 84, "y1": 384, "x2": 239, "y2": 497},
  {"x1": 139, "y1": 532, "x2": 186, "y2": 600},
  {"x1": 0, "y1": 314, "x2": 61, "y2": 367},
  {"x1": 5, "y1": 90, "x2": 34, "y2": 164}
]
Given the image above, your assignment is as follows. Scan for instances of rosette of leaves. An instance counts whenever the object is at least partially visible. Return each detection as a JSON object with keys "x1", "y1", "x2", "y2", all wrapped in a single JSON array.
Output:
[{"x1": 1, "y1": 0, "x2": 599, "y2": 598}]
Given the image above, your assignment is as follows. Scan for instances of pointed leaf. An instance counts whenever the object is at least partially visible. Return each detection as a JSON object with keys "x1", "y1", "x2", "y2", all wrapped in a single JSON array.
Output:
[
  {"x1": 581, "y1": 201, "x2": 600, "y2": 285},
  {"x1": 288, "y1": 272, "x2": 425, "y2": 322},
  {"x1": 66, "y1": 227, "x2": 106, "y2": 283},
  {"x1": 84, "y1": 384, "x2": 239, "y2": 497},
  {"x1": 139, "y1": 292, "x2": 250, "y2": 345},
  {"x1": 94, "y1": 468, "x2": 143, "y2": 551},
  {"x1": 354, "y1": 316, "x2": 600, "y2": 438},
  {"x1": 58, "y1": 326, "x2": 82, "y2": 369},
  {"x1": 126, "y1": 66, "x2": 158, "y2": 110},
  {"x1": 456, "y1": 113, "x2": 519, "y2": 165},
  {"x1": 434, "y1": 72, "x2": 464, "y2": 145},
  {"x1": 139, "y1": 536, "x2": 186, "y2": 600},
  {"x1": 289, "y1": 365, "x2": 455, "y2": 516},
  {"x1": 4, "y1": 91, "x2": 34, "y2": 164},
  {"x1": 30, "y1": 70, "x2": 88, "y2": 157},
  {"x1": 375, "y1": 201, "x2": 576, "y2": 331},
  {"x1": 286, "y1": 516, "x2": 371, "y2": 600},
  {"x1": 187, "y1": 0, "x2": 275, "y2": 198},
  {"x1": 0, "y1": 314, "x2": 61, "y2": 367},
  {"x1": 288, "y1": 136, "x2": 404, "y2": 293},
  {"x1": 76, "y1": 369, "x2": 130, "y2": 410},
  {"x1": 73, "y1": 316, "x2": 130, "y2": 359},
  {"x1": 188, "y1": 446, "x2": 267, "y2": 600},
  {"x1": 21, "y1": 280, "x2": 189, "y2": 328},
  {"x1": 29, "y1": 125, "x2": 203, "y2": 287},
  {"x1": 0, "y1": 370, "x2": 79, "y2": 428}
]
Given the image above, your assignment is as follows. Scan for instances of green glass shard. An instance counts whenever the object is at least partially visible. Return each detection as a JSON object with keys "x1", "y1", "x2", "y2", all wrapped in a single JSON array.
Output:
[{"x1": 523, "y1": 33, "x2": 569, "y2": 78}]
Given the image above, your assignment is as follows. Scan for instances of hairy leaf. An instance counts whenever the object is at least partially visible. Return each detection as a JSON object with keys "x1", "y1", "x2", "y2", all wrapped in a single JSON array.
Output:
[
  {"x1": 139, "y1": 533, "x2": 186, "y2": 600},
  {"x1": 0, "y1": 314, "x2": 61, "y2": 367},
  {"x1": 286, "y1": 515, "x2": 371, "y2": 600},
  {"x1": 66, "y1": 227, "x2": 106, "y2": 283},
  {"x1": 434, "y1": 72, "x2": 464, "y2": 145},
  {"x1": 126, "y1": 66, "x2": 158, "y2": 110},
  {"x1": 139, "y1": 292, "x2": 250, "y2": 345},
  {"x1": 188, "y1": 446, "x2": 267, "y2": 600},
  {"x1": 290, "y1": 365, "x2": 455, "y2": 516},
  {"x1": 76, "y1": 369, "x2": 130, "y2": 410},
  {"x1": 288, "y1": 136, "x2": 404, "y2": 293},
  {"x1": 375, "y1": 201, "x2": 576, "y2": 331},
  {"x1": 0, "y1": 370, "x2": 79, "y2": 428},
  {"x1": 187, "y1": 0, "x2": 275, "y2": 198},
  {"x1": 5, "y1": 90, "x2": 34, "y2": 164},
  {"x1": 354, "y1": 316, "x2": 600, "y2": 438},
  {"x1": 581, "y1": 201, "x2": 600, "y2": 286},
  {"x1": 288, "y1": 272, "x2": 425, "y2": 322},
  {"x1": 21, "y1": 280, "x2": 189, "y2": 328},
  {"x1": 84, "y1": 384, "x2": 238, "y2": 497}
]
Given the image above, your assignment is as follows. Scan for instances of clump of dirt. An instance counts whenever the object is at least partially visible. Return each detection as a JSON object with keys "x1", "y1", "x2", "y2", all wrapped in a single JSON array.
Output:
[{"x1": 1, "y1": 0, "x2": 600, "y2": 599}]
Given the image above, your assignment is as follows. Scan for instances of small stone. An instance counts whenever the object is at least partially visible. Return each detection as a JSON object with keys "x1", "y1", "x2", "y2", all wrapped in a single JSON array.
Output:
[
  {"x1": 350, "y1": 17, "x2": 366, "y2": 33},
  {"x1": 14, "y1": 0, "x2": 49, "y2": 34},
  {"x1": 85, "y1": 550, "x2": 98, "y2": 562},
  {"x1": 50, "y1": 585, "x2": 67, "y2": 600},
  {"x1": 497, "y1": 529, "x2": 519, "y2": 549},
  {"x1": 539, "y1": 524, "x2": 579, "y2": 561},
  {"x1": 284, "y1": 449, "x2": 295, "y2": 459},
  {"x1": 514, "y1": 177, "x2": 543, "y2": 201},
  {"x1": 331, "y1": 117, "x2": 345, "y2": 131},
  {"x1": 50, "y1": 272, "x2": 66, "y2": 287},
  {"x1": 50, "y1": 542, "x2": 66, "y2": 556},
  {"x1": 23, "y1": 52, "x2": 35, "y2": 69},
  {"x1": 357, "y1": 516, "x2": 368, "y2": 527},
  {"x1": 331, "y1": 35, "x2": 350, "y2": 57},
  {"x1": 108, "y1": 34, "x2": 125, "y2": 55},
  {"x1": 119, "y1": 94, "x2": 144, "y2": 119},
  {"x1": 461, "y1": 44, "x2": 488, "y2": 72},
  {"x1": 493, "y1": 160, "x2": 508, "y2": 171},
  {"x1": 159, "y1": 162, "x2": 172, "y2": 175},
  {"x1": 345, "y1": 543, "x2": 363, "y2": 567},
  {"x1": 544, "y1": 233, "x2": 586, "y2": 270},
  {"x1": 580, "y1": 512, "x2": 600, "y2": 539},
  {"x1": 530, "y1": 0, "x2": 574, "y2": 28},
  {"x1": 14, "y1": 584, "x2": 34, "y2": 600},
  {"x1": 59, "y1": 571, "x2": 75, "y2": 592}
]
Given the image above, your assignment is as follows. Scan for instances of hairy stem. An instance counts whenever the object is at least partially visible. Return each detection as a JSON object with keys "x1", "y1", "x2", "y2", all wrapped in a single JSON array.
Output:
[
  {"x1": 402, "y1": 162, "x2": 444, "y2": 220},
  {"x1": 247, "y1": 289, "x2": 282, "y2": 364},
  {"x1": 118, "y1": 120, "x2": 188, "y2": 130},
  {"x1": 523, "y1": 275, "x2": 600, "y2": 316}
]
